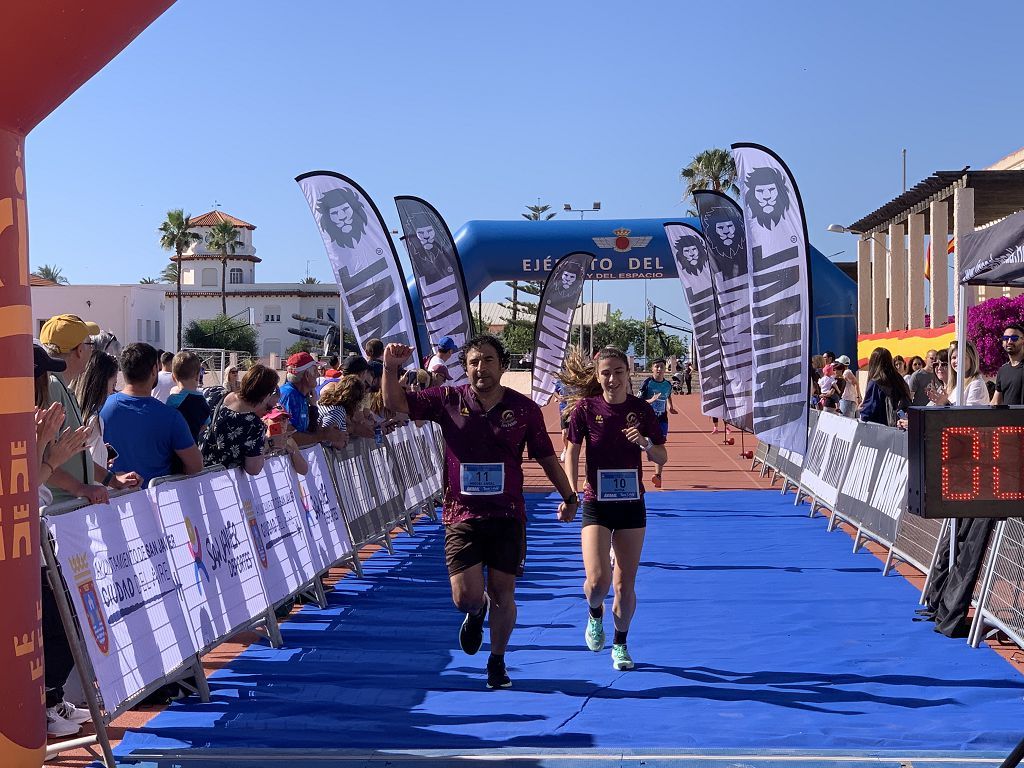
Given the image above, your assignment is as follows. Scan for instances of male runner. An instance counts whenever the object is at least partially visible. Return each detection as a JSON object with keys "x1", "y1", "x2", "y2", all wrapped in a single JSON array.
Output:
[
  {"x1": 382, "y1": 334, "x2": 578, "y2": 689},
  {"x1": 637, "y1": 358, "x2": 676, "y2": 488}
]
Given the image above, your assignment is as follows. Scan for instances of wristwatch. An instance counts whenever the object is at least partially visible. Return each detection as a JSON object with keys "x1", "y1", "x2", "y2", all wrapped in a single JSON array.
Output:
[
  {"x1": 643, "y1": 437, "x2": 654, "y2": 451},
  {"x1": 562, "y1": 493, "x2": 579, "y2": 504}
]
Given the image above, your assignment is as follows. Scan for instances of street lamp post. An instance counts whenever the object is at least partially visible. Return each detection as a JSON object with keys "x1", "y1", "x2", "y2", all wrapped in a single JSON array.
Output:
[{"x1": 564, "y1": 202, "x2": 601, "y2": 356}]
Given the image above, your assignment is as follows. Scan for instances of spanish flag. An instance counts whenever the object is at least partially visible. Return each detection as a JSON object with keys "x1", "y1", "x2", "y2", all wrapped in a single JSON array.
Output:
[{"x1": 924, "y1": 237, "x2": 954, "y2": 281}]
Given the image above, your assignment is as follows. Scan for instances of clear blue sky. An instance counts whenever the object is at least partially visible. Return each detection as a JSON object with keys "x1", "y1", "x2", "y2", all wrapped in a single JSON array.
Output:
[{"x1": 25, "y1": 0, "x2": 1024, "y2": 323}]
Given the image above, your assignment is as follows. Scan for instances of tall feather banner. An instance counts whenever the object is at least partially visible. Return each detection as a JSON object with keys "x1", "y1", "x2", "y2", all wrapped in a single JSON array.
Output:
[
  {"x1": 394, "y1": 196, "x2": 473, "y2": 385},
  {"x1": 731, "y1": 143, "x2": 812, "y2": 454},
  {"x1": 663, "y1": 222, "x2": 727, "y2": 418},
  {"x1": 296, "y1": 171, "x2": 422, "y2": 363},
  {"x1": 694, "y1": 190, "x2": 754, "y2": 432},
  {"x1": 531, "y1": 252, "x2": 591, "y2": 405}
]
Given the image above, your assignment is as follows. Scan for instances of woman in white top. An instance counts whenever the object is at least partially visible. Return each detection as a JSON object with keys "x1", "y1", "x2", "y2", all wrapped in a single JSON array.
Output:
[
  {"x1": 73, "y1": 350, "x2": 120, "y2": 469},
  {"x1": 928, "y1": 340, "x2": 988, "y2": 406},
  {"x1": 834, "y1": 357, "x2": 861, "y2": 417}
]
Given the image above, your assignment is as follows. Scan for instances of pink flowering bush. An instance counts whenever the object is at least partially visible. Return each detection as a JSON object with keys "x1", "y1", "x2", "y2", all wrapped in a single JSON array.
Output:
[{"x1": 967, "y1": 295, "x2": 1024, "y2": 375}]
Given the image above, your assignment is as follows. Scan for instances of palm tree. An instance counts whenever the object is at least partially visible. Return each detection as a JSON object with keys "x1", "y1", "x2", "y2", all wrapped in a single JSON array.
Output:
[
  {"x1": 139, "y1": 276, "x2": 159, "y2": 284},
  {"x1": 300, "y1": 276, "x2": 321, "y2": 284},
  {"x1": 32, "y1": 264, "x2": 70, "y2": 285},
  {"x1": 206, "y1": 220, "x2": 243, "y2": 315},
  {"x1": 158, "y1": 209, "x2": 202, "y2": 350},
  {"x1": 159, "y1": 263, "x2": 179, "y2": 284},
  {"x1": 680, "y1": 148, "x2": 739, "y2": 211}
]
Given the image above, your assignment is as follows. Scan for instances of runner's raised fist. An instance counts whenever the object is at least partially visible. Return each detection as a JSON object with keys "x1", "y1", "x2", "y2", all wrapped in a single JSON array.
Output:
[{"x1": 384, "y1": 343, "x2": 413, "y2": 367}]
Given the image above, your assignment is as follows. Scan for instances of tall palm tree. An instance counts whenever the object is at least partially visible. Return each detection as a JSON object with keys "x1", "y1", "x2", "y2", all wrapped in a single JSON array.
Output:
[
  {"x1": 32, "y1": 264, "x2": 70, "y2": 285},
  {"x1": 206, "y1": 220, "x2": 243, "y2": 315},
  {"x1": 680, "y1": 148, "x2": 739, "y2": 210},
  {"x1": 139, "y1": 276, "x2": 159, "y2": 284},
  {"x1": 158, "y1": 209, "x2": 202, "y2": 350},
  {"x1": 300, "y1": 275, "x2": 321, "y2": 284},
  {"x1": 159, "y1": 263, "x2": 179, "y2": 284}
]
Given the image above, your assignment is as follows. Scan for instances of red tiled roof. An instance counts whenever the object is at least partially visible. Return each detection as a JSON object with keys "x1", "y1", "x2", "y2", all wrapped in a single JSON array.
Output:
[
  {"x1": 30, "y1": 275, "x2": 58, "y2": 286},
  {"x1": 189, "y1": 210, "x2": 256, "y2": 229}
]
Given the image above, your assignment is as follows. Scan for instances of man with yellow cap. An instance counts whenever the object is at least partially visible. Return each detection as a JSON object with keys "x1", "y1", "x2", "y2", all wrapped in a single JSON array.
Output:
[{"x1": 40, "y1": 314, "x2": 141, "y2": 504}]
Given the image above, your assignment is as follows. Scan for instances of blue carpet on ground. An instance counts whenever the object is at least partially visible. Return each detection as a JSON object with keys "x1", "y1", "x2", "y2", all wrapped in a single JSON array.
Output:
[{"x1": 115, "y1": 490, "x2": 1024, "y2": 758}]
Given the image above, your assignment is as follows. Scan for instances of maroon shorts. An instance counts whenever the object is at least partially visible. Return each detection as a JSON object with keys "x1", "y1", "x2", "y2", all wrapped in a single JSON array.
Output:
[{"x1": 444, "y1": 517, "x2": 527, "y2": 577}]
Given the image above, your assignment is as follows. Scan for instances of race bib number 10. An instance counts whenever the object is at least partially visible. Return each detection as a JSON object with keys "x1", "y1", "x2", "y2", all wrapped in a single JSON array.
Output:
[
  {"x1": 460, "y1": 463, "x2": 505, "y2": 495},
  {"x1": 597, "y1": 469, "x2": 640, "y2": 501}
]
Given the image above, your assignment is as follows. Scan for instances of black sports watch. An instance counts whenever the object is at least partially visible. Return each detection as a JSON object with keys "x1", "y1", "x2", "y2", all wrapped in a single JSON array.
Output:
[{"x1": 562, "y1": 494, "x2": 579, "y2": 504}]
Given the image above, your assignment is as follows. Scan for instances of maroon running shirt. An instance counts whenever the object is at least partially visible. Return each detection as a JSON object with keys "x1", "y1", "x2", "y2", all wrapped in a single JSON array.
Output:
[
  {"x1": 566, "y1": 394, "x2": 665, "y2": 502},
  {"x1": 407, "y1": 384, "x2": 555, "y2": 525}
]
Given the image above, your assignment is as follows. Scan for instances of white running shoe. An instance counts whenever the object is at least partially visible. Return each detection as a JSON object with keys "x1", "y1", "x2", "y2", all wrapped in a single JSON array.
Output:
[
  {"x1": 585, "y1": 613, "x2": 605, "y2": 652},
  {"x1": 46, "y1": 706, "x2": 82, "y2": 737},
  {"x1": 55, "y1": 700, "x2": 92, "y2": 724},
  {"x1": 611, "y1": 643, "x2": 635, "y2": 670}
]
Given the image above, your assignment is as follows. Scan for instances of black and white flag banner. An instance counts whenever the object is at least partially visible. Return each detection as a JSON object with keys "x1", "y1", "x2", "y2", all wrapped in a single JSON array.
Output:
[
  {"x1": 694, "y1": 189, "x2": 754, "y2": 432},
  {"x1": 663, "y1": 222, "x2": 727, "y2": 419},
  {"x1": 395, "y1": 196, "x2": 473, "y2": 385},
  {"x1": 296, "y1": 172, "x2": 422, "y2": 363},
  {"x1": 531, "y1": 252, "x2": 591, "y2": 405},
  {"x1": 731, "y1": 143, "x2": 811, "y2": 454}
]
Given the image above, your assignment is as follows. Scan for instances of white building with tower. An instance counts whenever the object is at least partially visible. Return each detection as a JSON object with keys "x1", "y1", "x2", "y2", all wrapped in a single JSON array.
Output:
[{"x1": 31, "y1": 209, "x2": 342, "y2": 361}]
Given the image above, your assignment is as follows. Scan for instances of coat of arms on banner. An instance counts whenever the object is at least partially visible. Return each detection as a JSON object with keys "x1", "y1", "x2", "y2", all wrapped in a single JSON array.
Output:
[
  {"x1": 243, "y1": 499, "x2": 269, "y2": 568},
  {"x1": 185, "y1": 517, "x2": 211, "y2": 591},
  {"x1": 70, "y1": 552, "x2": 110, "y2": 655},
  {"x1": 593, "y1": 228, "x2": 652, "y2": 253}
]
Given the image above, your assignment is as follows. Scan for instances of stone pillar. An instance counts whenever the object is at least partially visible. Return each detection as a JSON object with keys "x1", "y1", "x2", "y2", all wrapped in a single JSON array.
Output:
[
  {"x1": 952, "y1": 187, "x2": 975, "y2": 328},
  {"x1": 929, "y1": 201, "x2": 949, "y2": 327},
  {"x1": 888, "y1": 222, "x2": 906, "y2": 330},
  {"x1": 0, "y1": 130, "x2": 46, "y2": 768},
  {"x1": 871, "y1": 232, "x2": 888, "y2": 333},
  {"x1": 907, "y1": 214, "x2": 926, "y2": 329},
  {"x1": 857, "y1": 237, "x2": 871, "y2": 334}
]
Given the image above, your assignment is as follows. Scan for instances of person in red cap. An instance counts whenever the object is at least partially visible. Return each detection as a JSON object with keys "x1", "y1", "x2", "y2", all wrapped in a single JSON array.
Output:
[
  {"x1": 428, "y1": 361, "x2": 452, "y2": 388},
  {"x1": 279, "y1": 351, "x2": 345, "y2": 447}
]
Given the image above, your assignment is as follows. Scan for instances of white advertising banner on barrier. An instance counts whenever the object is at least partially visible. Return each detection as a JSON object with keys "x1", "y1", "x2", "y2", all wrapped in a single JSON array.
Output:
[
  {"x1": 799, "y1": 411, "x2": 857, "y2": 508},
  {"x1": 295, "y1": 445, "x2": 353, "y2": 572},
  {"x1": 152, "y1": 471, "x2": 270, "y2": 651},
  {"x1": 236, "y1": 457, "x2": 317, "y2": 605},
  {"x1": 47, "y1": 493, "x2": 196, "y2": 711}
]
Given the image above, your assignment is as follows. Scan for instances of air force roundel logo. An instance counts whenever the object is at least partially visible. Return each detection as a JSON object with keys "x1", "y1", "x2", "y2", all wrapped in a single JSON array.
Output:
[{"x1": 593, "y1": 228, "x2": 653, "y2": 254}]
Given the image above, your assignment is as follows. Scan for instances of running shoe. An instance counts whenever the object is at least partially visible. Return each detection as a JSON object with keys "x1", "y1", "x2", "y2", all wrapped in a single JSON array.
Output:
[
  {"x1": 45, "y1": 706, "x2": 82, "y2": 737},
  {"x1": 651, "y1": 473, "x2": 662, "y2": 489},
  {"x1": 486, "y1": 656, "x2": 512, "y2": 689},
  {"x1": 611, "y1": 643, "x2": 635, "y2": 670},
  {"x1": 459, "y1": 597, "x2": 488, "y2": 655},
  {"x1": 559, "y1": 448, "x2": 566, "y2": 462},
  {"x1": 585, "y1": 613, "x2": 605, "y2": 652},
  {"x1": 711, "y1": 426, "x2": 720, "y2": 434},
  {"x1": 55, "y1": 700, "x2": 91, "y2": 724}
]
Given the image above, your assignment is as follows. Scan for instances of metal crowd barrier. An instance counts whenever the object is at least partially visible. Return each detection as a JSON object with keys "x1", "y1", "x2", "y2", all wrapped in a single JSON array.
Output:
[
  {"x1": 39, "y1": 421, "x2": 444, "y2": 768},
  {"x1": 757, "y1": 412, "x2": 1015, "y2": 653}
]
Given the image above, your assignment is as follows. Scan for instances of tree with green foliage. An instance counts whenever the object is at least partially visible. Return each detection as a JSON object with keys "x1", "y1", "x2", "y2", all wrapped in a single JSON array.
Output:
[
  {"x1": 158, "y1": 209, "x2": 202, "y2": 350},
  {"x1": 139, "y1": 276, "x2": 159, "y2": 284},
  {"x1": 32, "y1": 264, "x2": 70, "y2": 285},
  {"x1": 159, "y1": 263, "x2": 179, "y2": 284},
  {"x1": 205, "y1": 220, "x2": 243, "y2": 316},
  {"x1": 300, "y1": 276, "x2": 321, "y2": 284},
  {"x1": 680, "y1": 148, "x2": 739, "y2": 213},
  {"x1": 183, "y1": 314, "x2": 259, "y2": 356}
]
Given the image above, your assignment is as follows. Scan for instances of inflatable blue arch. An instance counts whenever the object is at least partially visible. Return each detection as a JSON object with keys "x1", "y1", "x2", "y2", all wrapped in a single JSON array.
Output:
[{"x1": 408, "y1": 217, "x2": 856, "y2": 365}]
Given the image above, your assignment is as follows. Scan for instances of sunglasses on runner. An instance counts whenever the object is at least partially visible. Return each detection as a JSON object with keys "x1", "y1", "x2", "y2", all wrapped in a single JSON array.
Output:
[{"x1": 1003, "y1": 334, "x2": 1021, "y2": 342}]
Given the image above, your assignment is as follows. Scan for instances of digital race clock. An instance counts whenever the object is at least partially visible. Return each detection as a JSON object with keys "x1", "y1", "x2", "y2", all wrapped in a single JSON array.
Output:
[{"x1": 908, "y1": 406, "x2": 1024, "y2": 519}]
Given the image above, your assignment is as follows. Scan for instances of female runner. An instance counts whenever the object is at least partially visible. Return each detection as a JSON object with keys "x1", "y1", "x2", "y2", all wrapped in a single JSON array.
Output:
[{"x1": 561, "y1": 347, "x2": 668, "y2": 670}]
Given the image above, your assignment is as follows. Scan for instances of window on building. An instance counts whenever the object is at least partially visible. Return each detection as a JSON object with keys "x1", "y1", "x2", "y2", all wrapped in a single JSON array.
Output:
[
  {"x1": 182, "y1": 268, "x2": 195, "y2": 286},
  {"x1": 230, "y1": 268, "x2": 244, "y2": 284},
  {"x1": 146, "y1": 319, "x2": 153, "y2": 341},
  {"x1": 154, "y1": 320, "x2": 161, "y2": 346},
  {"x1": 326, "y1": 307, "x2": 336, "y2": 322},
  {"x1": 137, "y1": 319, "x2": 143, "y2": 341},
  {"x1": 264, "y1": 304, "x2": 282, "y2": 323},
  {"x1": 202, "y1": 268, "x2": 218, "y2": 287}
]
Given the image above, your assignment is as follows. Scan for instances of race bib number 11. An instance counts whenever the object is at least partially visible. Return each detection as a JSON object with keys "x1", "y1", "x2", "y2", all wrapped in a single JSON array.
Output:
[{"x1": 460, "y1": 463, "x2": 505, "y2": 495}]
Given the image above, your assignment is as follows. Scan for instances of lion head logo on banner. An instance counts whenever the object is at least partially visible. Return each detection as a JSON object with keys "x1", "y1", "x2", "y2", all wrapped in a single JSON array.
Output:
[
  {"x1": 674, "y1": 235, "x2": 709, "y2": 276},
  {"x1": 406, "y1": 211, "x2": 453, "y2": 276},
  {"x1": 700, "y1": 205, "x2": 745, "y2": 260},
  {"x1": 316, "y1": 186, "x2": 370, "y2": 249},
  {"x1": 743, "y1": 166, "x2": 791, "y2": 230}
]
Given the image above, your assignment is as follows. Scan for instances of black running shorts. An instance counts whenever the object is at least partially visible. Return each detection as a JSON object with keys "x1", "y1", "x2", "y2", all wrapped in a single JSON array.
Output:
[
  {"x1": 581, "y1": 499, "x2": 647, "y2": 531},
  {"x1": 444, "y1": 517, "x2": 527, "y2": 577}
]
